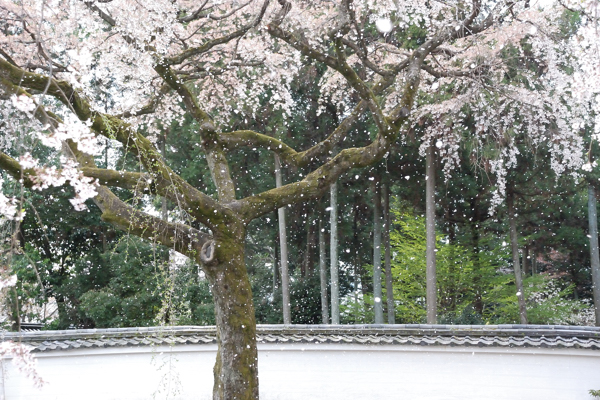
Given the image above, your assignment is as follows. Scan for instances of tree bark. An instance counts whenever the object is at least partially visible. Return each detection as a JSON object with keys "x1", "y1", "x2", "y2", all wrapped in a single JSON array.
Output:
[
  {"x1": 274, "y1": 154, "x2": 291, "y2": 325},
  {"x1": 352, "y1": 198, "x2": 366, "y2": 314},
  {"x1": 522, "y1": 246, "x2": 530, "y2": 276},
  {"x1": 373, "y1": 178, "x2": 384, "y2": 324},
  {"x1": 330, "y1": 181, "x2": 340, "y2": 324},
  {"x1": 203, "y1": 229, "x2": 258, "y2": 400},
  {"x1": 8, "y1": 287, "x2": 21, "y2": 332},
  {"x1": 507, "y1": 189, "x2": 528, "y2": 324},
  {"x1": 425, "y1": 145, "x2": 437, "y2": 324},
  {"x1": 588, "y1": 184, "x2": 600, "y2": 326},
  {"x1": 470, "y1": 196, "x2": 483, "y2": 314},
  {"x1": 383, "y1": 183, "x2": 395, "y2": 324},
  {"x1": 273, "y1": 219, "x2": 280, "y2": 298},
  {"x1": 319, "y1": 218, "x2": 329, "y2": 324}
]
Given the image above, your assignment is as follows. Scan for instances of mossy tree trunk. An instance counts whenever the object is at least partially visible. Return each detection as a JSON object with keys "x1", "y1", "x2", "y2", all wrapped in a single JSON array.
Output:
[{"x1": 203, "y1": 227, "x2": 259, "y2": 400}]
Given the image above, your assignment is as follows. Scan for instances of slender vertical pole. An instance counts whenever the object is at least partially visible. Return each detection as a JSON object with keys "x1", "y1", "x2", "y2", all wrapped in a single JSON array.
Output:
[
  {"x1": 425, "y1": 145, "x2": 437, "y2": 324},
  {"x1": 330, "y1": 181, "x2": 340, "y2": 324},
  {"x1": 319, "y1": 219, "x2": 329, "y2": 324},
  {"x1": 383, "y1": 183, "x2": 395, "y2": 324},
  {"x1": 588, "y1": 184, "x2": 600, "y2": 326},
  {"x1": 373, "y1": 179, "x2": 384, "y2": 324},
  {"x1": 273, "y1": 215, "x2": 279, "y2": 298},
  {"x1": 508, "y1": 189, "x2": 528, "y2": 325},
  {"x1": 275, "y1": 155, "x2": 291, "y2": 325}
]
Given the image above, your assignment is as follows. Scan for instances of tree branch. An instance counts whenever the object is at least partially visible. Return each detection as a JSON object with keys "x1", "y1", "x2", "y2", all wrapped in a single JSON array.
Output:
[
  {"x1": 115, "y1": 84, "x2": 171, "y2": 118},
  {"x1": 166, "y1": 0, "x2": 270, "y2": 66},
  {"x1": 0, "y1": 61, "x2": 227, "y2": 228},
  {"x1": 220, "y1": 71, "x2": 394, "y2": 167},
  {"x1": 80, "y1": 167, "x2": 151, "y2": 192},
  {"x1": 235, "y1": 120, "x2": 403, "y2": 222},
  {"x1": 94, "y1": 186, "x2": 213, "y2": 260},
  {"x1": 0, "y1": 152, "x2": 33, "y2": 186},
  {"x1": 221, "y1": 100, "x2": 368, "y2": 167},
  {"x1": 266, "y1": 26, "x2": 339, "y2": 69}
]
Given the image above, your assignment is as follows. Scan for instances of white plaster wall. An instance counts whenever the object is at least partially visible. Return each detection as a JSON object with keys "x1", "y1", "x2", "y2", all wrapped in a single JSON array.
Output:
[
  {"x1": 2, "y1": 343, "x2": 600, "y2": 400},
  {"x1": 0, "y1": 345, "x2": 217, "y2": 400},
  {"x1": 258, "y1": 344, "x2": 600, "y2": 400}
]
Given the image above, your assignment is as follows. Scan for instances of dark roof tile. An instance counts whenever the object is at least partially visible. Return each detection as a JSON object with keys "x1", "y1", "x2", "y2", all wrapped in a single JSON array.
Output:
[{"x1": 4, "y1": 325, "x2": 600, "y2": 352}]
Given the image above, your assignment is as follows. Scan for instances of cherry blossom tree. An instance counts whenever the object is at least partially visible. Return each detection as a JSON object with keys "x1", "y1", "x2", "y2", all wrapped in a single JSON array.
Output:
[
  {"x1": 0, "y1": 0, "x2": 587, "y2": 398},
  {"x1": 557, "y1": 0, "x2": 600, "y2": 324}
]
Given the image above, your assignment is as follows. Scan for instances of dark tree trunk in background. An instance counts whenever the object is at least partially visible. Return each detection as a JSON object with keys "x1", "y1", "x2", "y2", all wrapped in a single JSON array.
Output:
[
  {"x1": 470, "y1": 196, "x2": 483, "y2": 314},
  {"x1": 352, "y1": 197, "x2": 367, "y2": 307},
  {"x1": 446, "y1": 219, "x2": 458, "y2": 312},
  {"x1": 523, "y1": 246, "x2": 530, "y2": 276},
  {"x1": 274, "y1": 154, "x2": 291, "y2": 324},
  {"x1": 588, "y1": 184, "x2": 600, "y2": 326},
  {"x1": 9, "y1": 287, "x2": 21, "y2": 332},
  {"x1": 425, "y1": 145, "x2": 437, "y2": 324},
  {"x1": 383, "y1": 183, "x2": 395, "y2": 324},
  {"x1": 507, "y1": 189, "x2": 528, "y2": 325}
]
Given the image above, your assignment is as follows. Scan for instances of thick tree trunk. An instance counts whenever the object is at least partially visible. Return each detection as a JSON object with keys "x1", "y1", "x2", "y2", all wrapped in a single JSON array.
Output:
[
  {"x1": 372, "y1": 178, "x2": 384, "y2": 324},
  {"x1": 507, "y1": 190, "x2": 528, "y2": 324},
  {"x1": 274, "y1": 154, "x2": 291, "y2": 324},
  {"x1": 330, "y1": 181, "x2": 340, "y2": 324},
  {"x1": 588, "y1": 184, "x2": 600, "y2": 326},
  {"x1": 383, "y1": 183, "x2": 395, "y2": 324},
  {"x1": 425, "y1": 145, "x2": 437, "y2": 324},
  {"x1": 319, "y1": 218, "x2": 329, "y2": 324},
  {"x1": 204, "y1": 230, "x2": 259, "y2": 400}
]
